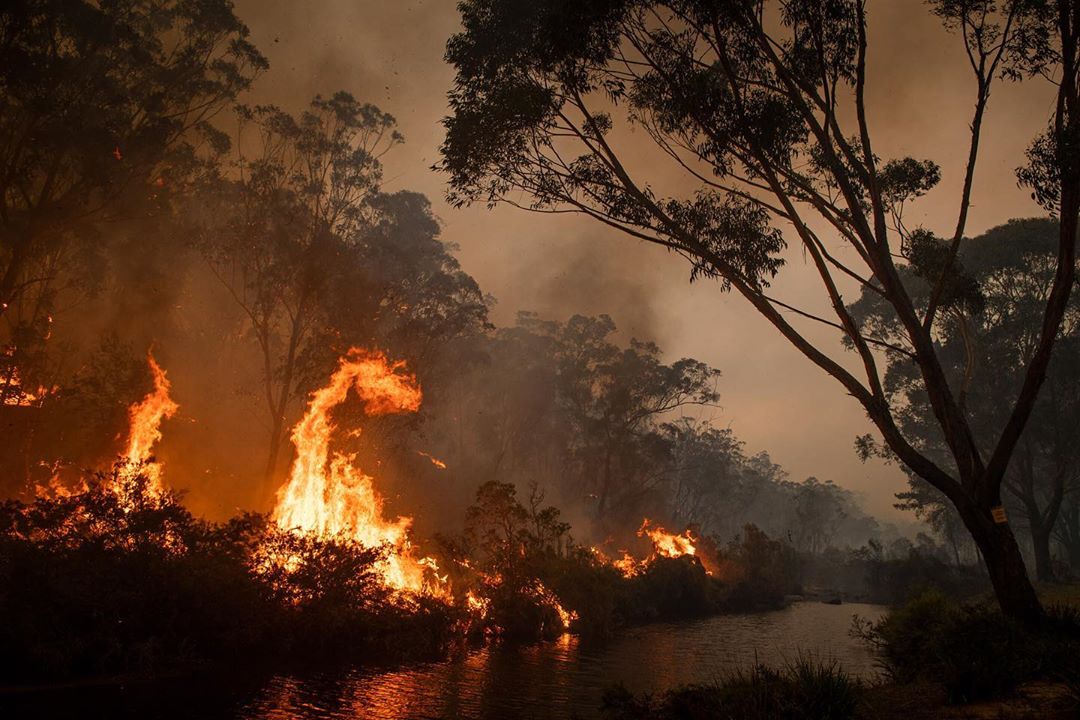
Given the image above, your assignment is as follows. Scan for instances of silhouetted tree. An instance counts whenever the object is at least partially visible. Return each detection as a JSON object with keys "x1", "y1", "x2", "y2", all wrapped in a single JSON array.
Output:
[
  {"x1": 862, "y1": 218, "x2": 1080, "y2": 581},
  {"x1": 197, "y1": 93, "x2": 401, "y2": 496},
  {"x1": 535, "y1": 314, "x2": 720, "y2": 517},
  {"x1": 199, "y1": 94, "x2": 489, "y2": 501},
  {"x1": 0, "y1": 0, "x2": 265, "y2": 398},
  {"x1": 440, "y1": 0, "x2": 1080, "y2": 623}
]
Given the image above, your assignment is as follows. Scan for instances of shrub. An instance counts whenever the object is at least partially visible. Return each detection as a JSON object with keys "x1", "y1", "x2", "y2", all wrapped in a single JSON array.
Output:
[
  {"x1": 716, "y1": 524, "x2": 801, "y2": 611},
  {"x1": 0, "y1": 470, "x2": 461, "y2": 682},
  {"x1": 601, "y1": 658, "x2": 859, "y2": 720},
  {"x1": 854, "y1": 590, "x2": 1080, "y2": 704}
]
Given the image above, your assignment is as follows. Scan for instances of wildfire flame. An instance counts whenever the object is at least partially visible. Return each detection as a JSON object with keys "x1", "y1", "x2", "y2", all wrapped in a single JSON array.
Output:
[
  {"x1": 612, "y1": 551, "x2": 645, "y2": 578},
  {"x1": 639, "y1": 519, "x2": 697, "y2": 559},
  {"x1": 271, "y1": 349, "x2": 446, "y2": 597},
  {"x1": 591, "y1": 519, "x2": 703, "y2": 578},
  {"x1": 528, "y1": 579, "x2": 577, "y2": 628},
  {"x1": 1, "y1": 366, "x2": 55, "y2": 407},
  {"x1": 30, "y1": 352, "x2": 176, "y2": 504},
  {"x1": 122, "y1": 352, "x2": 179, "y2": 496}
]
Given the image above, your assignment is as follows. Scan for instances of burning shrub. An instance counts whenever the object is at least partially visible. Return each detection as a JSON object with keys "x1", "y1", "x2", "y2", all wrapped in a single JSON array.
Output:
[
  {"x1": 255, "y1": 528, "x2": 390, "y2": 610},
  {"x1": 0, "y1": 463, "x2": 462, "y2": 683}
]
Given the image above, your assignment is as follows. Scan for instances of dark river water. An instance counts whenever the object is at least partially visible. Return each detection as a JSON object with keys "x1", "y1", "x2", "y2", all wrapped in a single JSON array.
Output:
[{"x1": 7, "y1": 602, "x2": 887, "y2": 720}]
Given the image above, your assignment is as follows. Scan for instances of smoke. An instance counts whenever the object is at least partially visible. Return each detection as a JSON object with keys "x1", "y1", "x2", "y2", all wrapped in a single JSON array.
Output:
[{"x1": 13, "y1": 0, "x2": 1057, "y2": 532}]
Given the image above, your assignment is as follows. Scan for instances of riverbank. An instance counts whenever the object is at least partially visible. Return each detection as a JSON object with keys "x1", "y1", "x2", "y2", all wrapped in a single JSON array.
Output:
[
  {"x1": 601, "y1": 668, "x2": 1078, "y2": 720},
  {"x1": 1, "y1": 601, "x2": 887, "y2": 719}
]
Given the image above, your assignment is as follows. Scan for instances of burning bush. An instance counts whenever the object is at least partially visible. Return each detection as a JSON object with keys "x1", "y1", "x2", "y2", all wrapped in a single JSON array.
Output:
[
  {"x1": 0, "y1": 348, "x2": 817, "y2": 685},
  {"x1": 0, "y1": 463, "x2": 461, "y2": 683}
]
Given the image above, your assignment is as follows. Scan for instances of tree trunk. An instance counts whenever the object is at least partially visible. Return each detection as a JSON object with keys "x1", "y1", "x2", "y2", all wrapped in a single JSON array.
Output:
[
  {"x1": 0, "y1": 233, "x2": 30, "y2": 320},
  {"x1": 262, "y1": 417, "x2": 285, "y2": 507},
  {"x1": 1031, "y1": 522, "x2": 1056, "y2": 583},
  {"x1": 1058, "y1": 502, "x2": 1080, "y2": 576},
  {"x1": 960, "y1": 503, "x2": 1044, "y2": 625}
]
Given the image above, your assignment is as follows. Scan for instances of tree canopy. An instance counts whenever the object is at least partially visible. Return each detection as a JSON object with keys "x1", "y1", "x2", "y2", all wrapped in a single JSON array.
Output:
[{"x1": 440, "y1": 0, "x2": 1080, "y2": 622}]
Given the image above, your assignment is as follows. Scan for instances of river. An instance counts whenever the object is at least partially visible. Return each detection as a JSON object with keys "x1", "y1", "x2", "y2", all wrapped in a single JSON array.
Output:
[{"x1": 7, "y1": 601, "x2": 887, "y2": 720}]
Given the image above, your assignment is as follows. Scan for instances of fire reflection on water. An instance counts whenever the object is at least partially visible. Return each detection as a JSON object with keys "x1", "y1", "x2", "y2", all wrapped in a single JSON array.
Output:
[
  {"x1": 234, "y1": 603, "x2": 884, "y2": 720},
  {"x1": 7, "y1": 603, "x2": 886, "y2": 720}
]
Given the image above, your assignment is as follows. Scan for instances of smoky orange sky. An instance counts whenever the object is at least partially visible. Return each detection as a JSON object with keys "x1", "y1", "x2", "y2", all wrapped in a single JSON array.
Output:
[{"x1": 233, "y1": 0, "x2": 1056, "y2": 521}]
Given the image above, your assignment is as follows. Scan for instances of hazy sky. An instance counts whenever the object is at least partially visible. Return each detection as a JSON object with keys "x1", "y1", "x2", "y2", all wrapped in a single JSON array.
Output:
[{"x1": 233, "y1": 0, "x2": 1056, "y2": 520}]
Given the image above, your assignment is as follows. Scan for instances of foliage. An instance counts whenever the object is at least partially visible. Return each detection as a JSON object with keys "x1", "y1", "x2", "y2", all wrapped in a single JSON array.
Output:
[
  {"x1": 601, "y1": 657, "x2": 860, "y2": 720},
  {"x1": 440, "y1": 0, "x2": 1080, "y2": 623},
  {"x1": 194, "y1": 92, "x2": 489, "y2": 495},
  {"x1": 0, "y1": 466, "x2": 458, "y2": 682},
  {"x1": 855, "y1": 218, "x2": 1080, "y2": 581},
  {"x1": 843, "y1": 538, "x2": 988, "y2": 605},
  {"x1": 854, "y1": 590, "x2": 1080, "y2": 704},
  {"x1": 717, "y1": 524, "x2": 801, "y2": 610},
  {"x1": 0, "y1": 0, "x2": 266, "y2": 397},
  {"x1": 451, "y1": 483, "x2": 814, "y2": 641}
]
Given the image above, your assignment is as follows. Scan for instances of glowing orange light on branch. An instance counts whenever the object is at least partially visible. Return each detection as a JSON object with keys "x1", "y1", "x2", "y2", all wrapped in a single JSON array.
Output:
[
  {"x1": 271, "y1": 348, "x2": 447, "y2": 598},
  {"x1": 417, "y1": 451, "x2": 447, "y2": 470},
  {"x1": 526, "y1": 579, "x2": 578, "y2": 629}
]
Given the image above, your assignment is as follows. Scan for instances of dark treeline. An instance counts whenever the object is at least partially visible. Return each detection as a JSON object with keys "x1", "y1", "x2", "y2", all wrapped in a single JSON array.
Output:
[{"x1": 851, "y1": 217, "x2": 1080, "y2": 583}]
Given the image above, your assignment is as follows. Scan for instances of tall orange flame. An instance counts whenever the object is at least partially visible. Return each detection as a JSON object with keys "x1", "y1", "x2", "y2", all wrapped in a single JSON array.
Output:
[
  {"x1": 271, "y1": 349, "x2": 445, "y2": 597},
  {"x1": 106, "y1": 349, "x2": 179, "y2": 507},
  {"x1": 120, "y1": 352, "x2": 178, "y2": 497}
]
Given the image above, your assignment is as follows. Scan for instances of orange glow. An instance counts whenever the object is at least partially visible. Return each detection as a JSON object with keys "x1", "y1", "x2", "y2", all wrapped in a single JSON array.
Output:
[
  {"x1": 465, "y1": 590, "x2": 490, "y2": 618},
  {"x1": 526, "y1": 579, "x2": 577, "y2": 629},
  {"x1": 417, "y1": 451, "x2": 448, "y2": 470},
  {"x1": 34, "y1": 472, "x2": 87, "y2": 500},
  {"x1": 1, "y1": 366, "x2": 54, "y2": 407},
  {"x1": 612, "y1": 551, "x2": 645, "y2": 578},
  {"x1": 271, "y1": 348, "x2": 447, "y2": 598},
  {"x1": 638, "y1": 519, "x2": 697, "y2": 558},
  {"x1": 591, "y1": 519, "x2": 705, "y2": 578},
  {"x1": 120, "y1": 352, "x2": 179, "y2": 497},
  {"x1": 590, "y1": 545, "x2": 644, "y2": 578}
]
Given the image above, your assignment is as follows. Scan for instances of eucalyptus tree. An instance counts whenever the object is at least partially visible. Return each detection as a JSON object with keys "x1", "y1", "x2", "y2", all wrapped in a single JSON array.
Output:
[
  {"x1": 439, "y1": 0, "x2": 1080, "y2": 622},
  {"x1": 532, "y1": 313, "x2": 720, "y2": 518},
  {"x1": 198, "y1": 92, "x2": 402, "y2": 497},
  {"x1": 0, "y1": 0, "x2": 265, "y2": 400},
  {"x1": 860, "y1": 218, "x2": 1080, "y2": 581}
]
